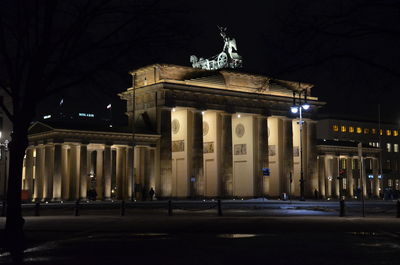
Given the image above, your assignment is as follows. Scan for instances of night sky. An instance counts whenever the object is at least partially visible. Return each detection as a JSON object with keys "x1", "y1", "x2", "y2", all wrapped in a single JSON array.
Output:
[{"x1": 36, "y1": 0, "x2": 400, "y2": 125}]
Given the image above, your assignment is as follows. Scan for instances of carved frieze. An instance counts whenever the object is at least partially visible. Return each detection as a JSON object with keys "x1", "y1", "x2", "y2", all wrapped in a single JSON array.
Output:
[
  {"x1": 203, "y1": 142, "x2": 214, "y2": 153},
  {"x1": 172, "y1": 140, "x2": 184, "y2": 152},
  {"x1": 268, "y1": 145, "x2": 276, "y2": 156},
  {"x1": 234, "y1": 144, "x2": 246, "y2": 155},
  {"x1": 293, "y1": 146, "x2": 299, "y2": 157}
]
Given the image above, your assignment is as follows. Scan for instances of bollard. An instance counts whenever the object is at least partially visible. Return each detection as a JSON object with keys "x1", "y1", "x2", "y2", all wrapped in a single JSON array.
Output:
[
  {"x1": 168, "y1": 200, "x2": 173, "y2": 216},
  {"x1": 74, "y1": 200, "x2": 80, "y2": 216},
  {"x1": 217, "y1": 199, "x2": 223, "y2": 216},
  {"x1": 34, "y1": 202, "x2": 40, "y2": 216},
  {"x1": 121, "y1": 200, "x2": 126, "y2": 216},
  {"x1": 397, "y1": 200, "x2": 400, "y2": 218},
  {"x1": 339, "y1": 199, "x2": 346, "y2": 217}
]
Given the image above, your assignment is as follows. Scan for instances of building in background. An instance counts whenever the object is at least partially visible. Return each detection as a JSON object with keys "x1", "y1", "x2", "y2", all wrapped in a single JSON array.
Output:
[{"x1": 316, "y1": 118, "x2": 400, "y2": 198}]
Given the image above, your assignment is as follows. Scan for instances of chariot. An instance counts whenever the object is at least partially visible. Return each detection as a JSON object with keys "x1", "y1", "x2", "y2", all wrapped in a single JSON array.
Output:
[{"x1": 190, "y1": 26, "x2": 242, "y2": 70}]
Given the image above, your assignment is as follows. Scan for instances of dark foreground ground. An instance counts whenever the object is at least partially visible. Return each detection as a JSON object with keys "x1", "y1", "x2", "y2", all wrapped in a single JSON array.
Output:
[{"x1": 0, "y1": 200, "x2": 399, "y2": 265}]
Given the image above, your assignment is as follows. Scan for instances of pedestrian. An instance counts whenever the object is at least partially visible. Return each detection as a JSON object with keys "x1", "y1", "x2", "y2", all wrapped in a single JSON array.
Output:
[
  {"x1": 149, "y1": 187, "x2": 155, "y2": 201},
  {"x1": 314, "y1": 189, "x2": 319, "y2": 200}
]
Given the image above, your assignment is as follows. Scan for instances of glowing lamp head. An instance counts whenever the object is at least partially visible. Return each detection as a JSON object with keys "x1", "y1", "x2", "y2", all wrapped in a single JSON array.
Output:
[
  {"x1": 302, "y1": 104, "x2": 310, "y2": 110},
  {"x1": 237, "y1": 114, "x2": 241, "y2": 118},
  {"x1": 291, "y1": 106, "x2": 299, "y2": 114}
]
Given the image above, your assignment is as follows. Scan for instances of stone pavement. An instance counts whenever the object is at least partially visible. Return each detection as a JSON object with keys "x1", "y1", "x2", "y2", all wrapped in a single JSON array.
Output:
[{"x1": 1, "y1": 209, "x2": 400, "y2": 265}]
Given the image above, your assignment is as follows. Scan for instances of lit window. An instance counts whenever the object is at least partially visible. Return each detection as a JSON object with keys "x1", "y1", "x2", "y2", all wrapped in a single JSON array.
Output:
[
  {"x1": 380, "y1": 129, "x2": 383, "y2": 135},
  {"x1": 388, "y1": 179, "x2": 393, "y2": 187},
  {"x1": 349, "y1": 126, "x2": 354, "y2": 133},
  {"x1": 387, "y1": 143, "x2": 391, "y2": 152},
  {"x1": 341, "y1": 126, "x2": 346, "y2": 132},
  {"x1": 332, "y1": 125, "x2": 339, "y2": 132},
  {"x1": 356, "y1": 127, "x2": 362, "y2": 134},
  {"x1": 364, "y1": 128, "x2": 369, "y2": 134},
  {"x1": 394, "y1": 130, "x2": 398, "y2": 136},
  {"x1": 394, "y1": 144, "x2": 399, "y2": 153},
  {"x1": 396, "y1": 180, "x2": 400, "y2": 190},
  {"x1": 386, "y1": 160, "x2": 391, "y2": 169},
  {"x1": 386, "y1": 130, "x2": 391, "y2": 136},
  {"x1": 376, "y1": 142, "x2": 380, "y2": 147},
  {"x1": 371, "y1": 128, "x2": 377, "y2": 134}
]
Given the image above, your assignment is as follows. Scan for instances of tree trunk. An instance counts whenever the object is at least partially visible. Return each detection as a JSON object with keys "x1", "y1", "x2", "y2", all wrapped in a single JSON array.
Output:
[{"x1": 5, "y1": 121, "x2": 29, "y2": 262}]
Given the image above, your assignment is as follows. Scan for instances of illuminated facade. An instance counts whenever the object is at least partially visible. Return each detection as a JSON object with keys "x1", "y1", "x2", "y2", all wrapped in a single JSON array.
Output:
[
  {"x1": 317, "y1": 119, "x2": 400, "y2": 197},
  {"x1": 22, "y1": 64, "x2": 326, "y2": 201}
]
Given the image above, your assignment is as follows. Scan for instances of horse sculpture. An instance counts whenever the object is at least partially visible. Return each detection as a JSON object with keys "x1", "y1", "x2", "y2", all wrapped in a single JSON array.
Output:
[{"x1": 190, "y1": 26, "x2": 243, "y2": 70}]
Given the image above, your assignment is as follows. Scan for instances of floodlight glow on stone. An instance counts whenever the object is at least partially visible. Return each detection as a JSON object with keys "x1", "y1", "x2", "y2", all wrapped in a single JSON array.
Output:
[
  {"x1": 172, "y1": 108, "x2": 176, "y2": 112},
  {"x1": 237, "y1": 114, "x2": 241, "y2": 118},
  {"x1": 201, "y1": 111, "x2": 205, "y2": 115}
]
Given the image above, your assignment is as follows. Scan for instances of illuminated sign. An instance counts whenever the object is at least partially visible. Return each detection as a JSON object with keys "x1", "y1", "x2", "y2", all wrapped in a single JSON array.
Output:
[{"x1": 79, "y1": 113, "x2": 94, "y2": 118}]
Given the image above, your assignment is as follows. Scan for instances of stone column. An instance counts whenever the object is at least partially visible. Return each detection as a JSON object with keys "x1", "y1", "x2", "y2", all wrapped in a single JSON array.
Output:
[
  {"x1": 61, "y1": 145, "x2": 70, "y2": 201},
  {"x1": 347, "y1": 157, "x2": 354, "y2": 197},
  {"x1": 332, "y1": 156, "x2": 340, "y2": 198},
  {"x1": 360, "y1": 157, "x2": 367, "y2": 197},
  {"x1": 220, "y1": 113, "x2": 233, "y2": 197},
  {"x1": 282, "y1": 118, "x2": 293, "y2": 196},
  {"x1": 80, "y1": 144, "x2": 88, "y2": 200},
  {"x1": 116, "y1": 146, "x2": 126, "y2": 199},
  {"x1": 126, "y1": 146, "x2": 134, "y2": 200},
  {"x1": 34, "y1": 145, "x2": 44, "y2": 201},
  {"x1": 192, "y1": 110, "x2": 204, "y2": 196},
  {"x1": 317, "y1": 155, "x2": 326, "y2": 198},
  {"x1": 103, "y1": 145, "x2": 112, "y2": 200},
  {"x1": 324, "y1": 156, "x2": 332, "y2": 197},
  {"x1": 69, "y1": 145, "x2": 80, "y2": 200},
  {"x1": 306, "y1": 120, "x2": 318, "y2": 197},
  {"x1": 256, "y1": 115, "x2": 268, "y2": 197},
  {"x1": 43, "y1": 145, "x2": 54, "y2": 200},
  {"x1": 372, "y1": 158, "x2": 380, "y2": 197},
  {"x1": 95, "y1": 148, "x2": 103, "y2": 200},
  {"x1": 52, "y1": 144, "x2": 62, "y2": 201},
  {"x1": 144, "y1": 147, "x2": 152, "y2": 189},
  {"x1": 159, "y1": 107, "x2": 172, "y2": 197},
  {"x1": 25, "y1": 147, "x2": 34, "y2": 200},
  {"x1": 148, "y1": 148, "x2": 156, "y2": 191}
]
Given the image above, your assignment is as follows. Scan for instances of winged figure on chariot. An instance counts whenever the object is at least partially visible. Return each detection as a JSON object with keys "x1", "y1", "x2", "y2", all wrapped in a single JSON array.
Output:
[{"x1": 190, "y1": 26, "x2": 243, "y2": 70}]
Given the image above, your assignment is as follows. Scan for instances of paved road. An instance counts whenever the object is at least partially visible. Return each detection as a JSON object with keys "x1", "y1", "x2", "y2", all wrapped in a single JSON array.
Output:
[{"x1": 1, "y1": 200, "x2": 400, "y2": 265}]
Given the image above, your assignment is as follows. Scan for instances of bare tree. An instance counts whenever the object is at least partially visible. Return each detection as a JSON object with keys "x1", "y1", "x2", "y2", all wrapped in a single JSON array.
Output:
[
  {"x1": 0, "y1": 0, "x2": 191, "y2": 261},
  {"x1": 264, "y1": 0, "x2": 400, "y2": 120}
]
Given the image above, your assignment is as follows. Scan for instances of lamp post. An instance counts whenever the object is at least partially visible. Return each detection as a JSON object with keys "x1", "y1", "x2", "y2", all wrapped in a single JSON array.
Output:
[
  {"x1": 1, "y1": 139, "x2": 9, "y2": 216},
  {"x1": 290, "y1": 90, "x2": 310, "y2": 201}
]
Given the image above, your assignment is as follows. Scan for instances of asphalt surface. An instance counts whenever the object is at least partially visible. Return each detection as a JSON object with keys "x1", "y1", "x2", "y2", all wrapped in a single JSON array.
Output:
[{"x1": 1, "y1": 200, "x2": 399, "y2": 265}]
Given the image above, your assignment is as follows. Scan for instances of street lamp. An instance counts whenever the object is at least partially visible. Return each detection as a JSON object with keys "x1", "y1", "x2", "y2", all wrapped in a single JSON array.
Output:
[
  {"x1": 290, "y1": 90, "x2": 310, "y2": 201},
  {"x1": 1, "y1": 139, "x2": 9, "y2": 217}
]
